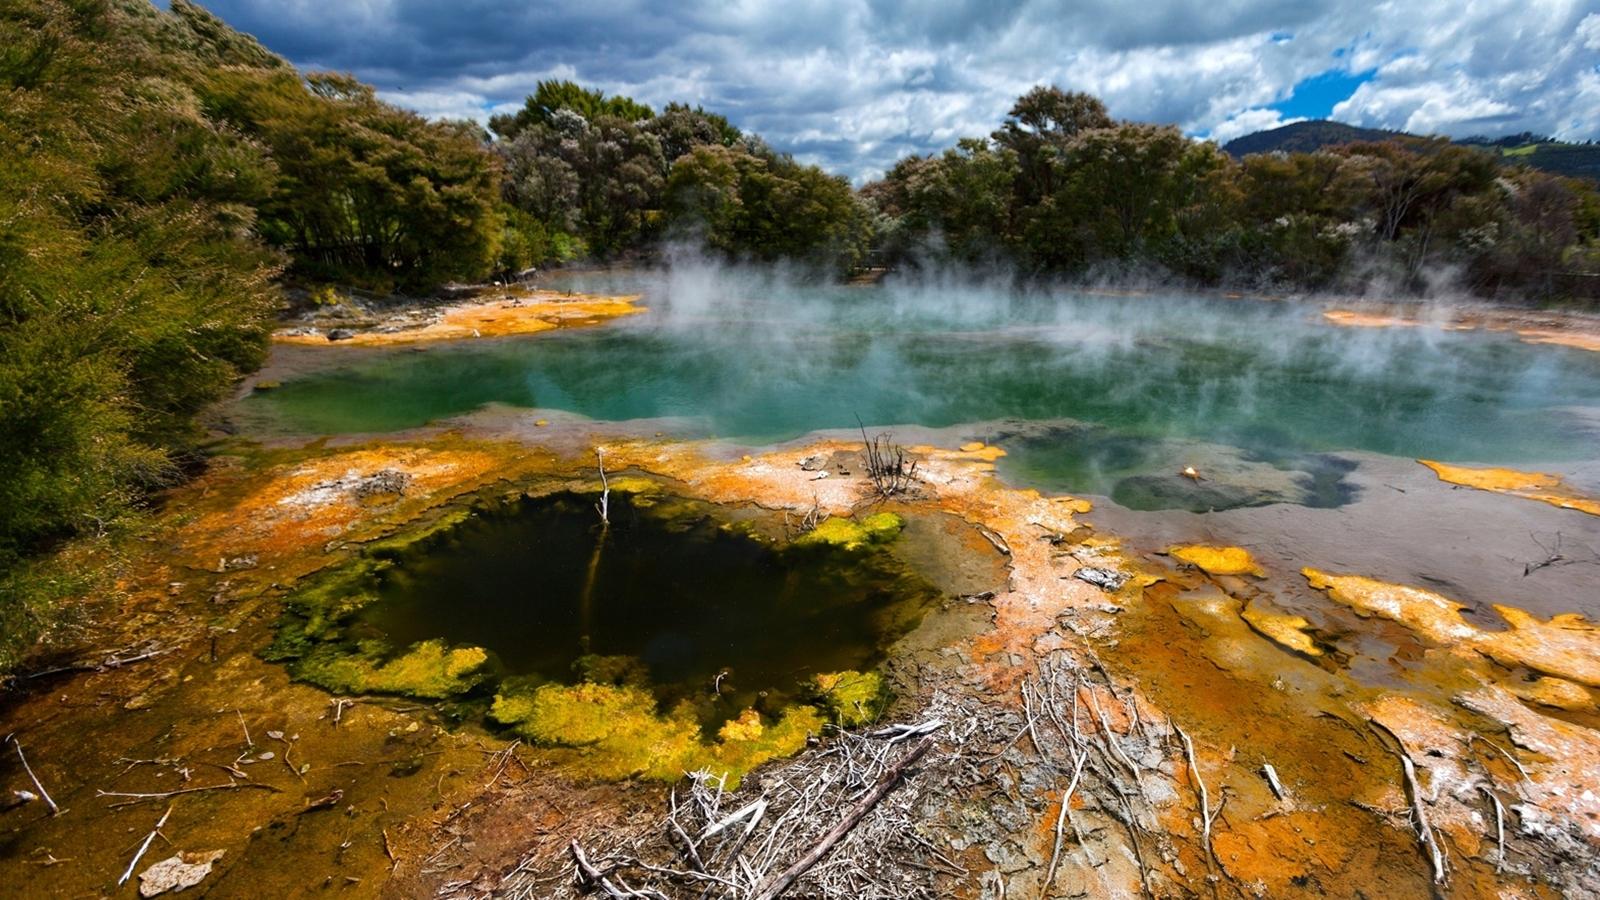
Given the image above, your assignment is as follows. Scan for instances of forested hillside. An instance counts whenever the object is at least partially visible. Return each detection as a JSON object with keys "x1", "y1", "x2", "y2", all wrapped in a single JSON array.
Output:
[
  {"x1": 1225, "y1": 119, "x2": 1600, "y2": 182},
  {"x1": 867, "y1": 88, "x2": 1600, "y2": 297}
]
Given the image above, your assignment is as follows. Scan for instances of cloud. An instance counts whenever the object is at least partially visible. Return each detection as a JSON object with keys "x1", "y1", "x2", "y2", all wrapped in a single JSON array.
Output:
[{"x1": 193, "y1": 0, "x2": 1600, "y2": 181}]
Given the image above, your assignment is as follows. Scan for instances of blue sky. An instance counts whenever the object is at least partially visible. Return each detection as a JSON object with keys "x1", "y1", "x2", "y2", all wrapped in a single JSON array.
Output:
[
  {"x1": 193, "y1": 1, "x2": 1600, "y2": 180},
  {"x1": 1270, "y1": 68, "x2": 1376, "y2": 120}
]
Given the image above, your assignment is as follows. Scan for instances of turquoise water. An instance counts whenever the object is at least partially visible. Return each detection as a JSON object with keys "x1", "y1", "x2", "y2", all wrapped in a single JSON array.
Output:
[{"x1": 241, "y1": 271, "x2": 1600, "y2": 509}]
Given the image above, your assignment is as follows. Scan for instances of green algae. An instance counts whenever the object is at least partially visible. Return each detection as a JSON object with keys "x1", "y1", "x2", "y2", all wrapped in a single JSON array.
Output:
[
  {"x1": 489, "y1": 680, "x2": 824, "y2": 784},
  {"x1": 811, "y1": 670, "x2": 888, "y2": 727},
  {"x1": 299, "y1": 639, "x2": 490, "y2": 698},
  {"x1": 794, "y1": 512, "x2": 904, "y2": 550}
]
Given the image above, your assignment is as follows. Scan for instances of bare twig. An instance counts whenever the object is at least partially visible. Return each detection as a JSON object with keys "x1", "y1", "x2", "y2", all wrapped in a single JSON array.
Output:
[
  {"x1": 1481, "y1": 786, "x2": 1506, "y2": 874},
  {"x1": 118, "y1": 804, "x2": 173, "y2": 886},
  {"x1": 856, "y1": 417, "x2": 918, "y2": 498},
  {"x1": 752, "y1": 736, "x2": 935, "y2": 900},
  {"x1": 97, "y1": 782, "x2": 280, "y2": 803},
  {"x1": 595, "y1": 448, "x2": 611, "y2": 526},
  {"x1": 1043, "y1": 744, "x2": 1089, "y2": 892},
  {"x1": 6, "y1": 736, "x2": 59, "y2": 816},
  {"x1": 1261, "y1": 763, "x2": 1288, "y2": 802},
  {"x1": 1371, "y1": 721, "x2": 1447, "y2": 885},
  {"x1": 1176, "y1": 725, "x2": 1216, "y2": 867}
]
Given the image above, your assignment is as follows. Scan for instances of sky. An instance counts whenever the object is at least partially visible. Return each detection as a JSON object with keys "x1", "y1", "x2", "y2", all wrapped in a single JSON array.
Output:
[{"x1": 194, "y1": 1, "x2": 1600, "y2": 182}]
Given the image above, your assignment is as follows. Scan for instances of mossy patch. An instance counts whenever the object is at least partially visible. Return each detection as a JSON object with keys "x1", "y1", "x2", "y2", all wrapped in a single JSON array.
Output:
[
  {"x1": 298, "y1": 639, "x2": 490, "y2": 698},
  {"x1": 490, "y1": 681, "x2": 823, "y2": 784},
  {"x1": 811, "y1": 670, "x2": 888, "y2": 727},
  {"x1": 795, "y1": 512, "x2": 904, "y2": 550}
]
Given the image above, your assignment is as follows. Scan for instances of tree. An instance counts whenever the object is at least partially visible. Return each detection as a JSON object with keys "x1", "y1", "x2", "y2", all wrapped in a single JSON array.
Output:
[{"x1": 489, "y1": 80, "x2": 654, "y2": 139}]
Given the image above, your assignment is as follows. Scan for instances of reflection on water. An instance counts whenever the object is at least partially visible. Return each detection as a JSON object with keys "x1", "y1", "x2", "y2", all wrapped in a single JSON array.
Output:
[
  {"x1": 242, "y1": 271, "x2": 1600, "y2": 509},
  {"x1": 353, "y1": 492, "x2": 937, "y2": 719}
]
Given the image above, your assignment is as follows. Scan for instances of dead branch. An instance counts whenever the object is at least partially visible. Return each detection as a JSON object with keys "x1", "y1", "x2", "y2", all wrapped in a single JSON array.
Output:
[
  {"x1": 856, "y1": 417, "x2": 918, "y2": 498},
  {"x1": 1371, "y1": 722, "x2": 1446, "y2": 885},
  {"x1": 1043, "y1": 744, "x2": 1089, "y2": 891},
  {"x1": 1481, "y1": 786, "x2": 1505, "y2": 874},
  {"x1": 1175, "y1": 725, "x2": 1216, "y2": 867},
  {"x1": 1261, "y1": 763, "x2": 1288, "y2": 802},
  {"x1": 6, "y1": 736, "x2": 59, "y2": 816},
  {"x1": 595, "y1": 448, "x2": 611, "y2": 526},
  {"x1": 570, "y1": 840, "x2": 669, "y2": 900},
  {"x1": 118, "y1": 803, "x2": 173, "y2": 886},
  {"x1": 751, "y1": 736, "x2": 936, "y2": 900},
  {"x1": 97, "y1": 782, "x2": 280, "y2": 803}
]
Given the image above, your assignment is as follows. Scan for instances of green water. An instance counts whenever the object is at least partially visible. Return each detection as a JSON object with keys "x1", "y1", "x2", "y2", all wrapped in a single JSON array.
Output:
[{"x1": 242, "y1": 271, "x2": 1600, "y2": 509}]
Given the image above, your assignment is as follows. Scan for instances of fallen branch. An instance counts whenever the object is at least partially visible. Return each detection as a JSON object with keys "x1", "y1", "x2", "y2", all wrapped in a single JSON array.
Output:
[
  {"x1": 570, "y1": 840, "x2": 667, "y2": 900},
  {"x1": 1372, "y1": 722, "x2": 1447, "y2": 885},
  {"x1": 1261, "y1": 763, "x2": 1288, "y2": 802},
  {"x1": 1176, "y1": 725, "x2": 1216, "y2": 867},
  {"x1": 6, "y1": 736, "x2": 59, "y2": 816},
  {"x1": 118, "y1": 804, "x2": 173, "y2": 886},
  {"x1": 98, "y1": 782, "x2": 281, "y2": 803},
  {"x1": 595, "y1": 448, "x2": 611, "y2": 526},
  {"x1": 752, "y1": 735, "x2": 935, "y2": 899},
  {"x1": 1043, "y1": 745, "x2": 1089, "y2": 891},
  {"x1": 1481, "y1": 786, "x2": 1505, "y2": 874}
]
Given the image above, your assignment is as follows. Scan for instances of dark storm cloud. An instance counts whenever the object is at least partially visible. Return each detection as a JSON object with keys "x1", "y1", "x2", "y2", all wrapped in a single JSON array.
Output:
[{"x1": 194, "y1": 1, "x2": 1600, "y2": 181}]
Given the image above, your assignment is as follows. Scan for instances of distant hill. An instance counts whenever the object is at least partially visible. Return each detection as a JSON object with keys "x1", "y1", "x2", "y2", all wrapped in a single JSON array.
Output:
[
  {"x1": 1222, "y1": 120, "x2": 1407, "y2": 156},
  {"x1": 1223, "y1": 119, "x2": 1600, "y2": 181}
]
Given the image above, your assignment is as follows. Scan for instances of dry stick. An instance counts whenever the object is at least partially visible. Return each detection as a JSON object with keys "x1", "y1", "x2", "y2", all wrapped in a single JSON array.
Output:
[
  {"x1": 570, "y1": 840, "x2": 667, "y2": 900},
  {"x1": 118, "y1": 803, "x2": 173, "y2": 886},
  {"x1": 1261, "y1": 763, "x2": 1288, "y2": 802},
  {"x1": 1042, "y1": 746, "x2": 1089, "y2": 894},
  {"x1": 1372, "y1": 722, "x2": 1447, "y2": 885},
  {"x1": 1175, "y1": 725, "x2": 1217, "y2": 867},
  {"x1": 751, "y1": 736, "x2": 935, "y2": 900},
  {"x1": 595, "y1": 448, "x2": 610, "y2": 526},
  {"x1": 98, "y1": 782, "x2": 280, "y2": 802},
  {"x1": 235, "y1": 709, "x2": 253, "y2": 749},
  {"x1": 7, "y1": 737, "x2": 59, "y2": 816},
  {"x1": 1481, "y1": 786, "x2": 1506, "y2": 874}
]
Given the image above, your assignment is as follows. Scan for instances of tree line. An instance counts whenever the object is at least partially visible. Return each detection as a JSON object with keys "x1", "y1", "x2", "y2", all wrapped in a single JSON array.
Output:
[{"x1": 866, "y1": 86, "x2": 1600, "y2": 298}]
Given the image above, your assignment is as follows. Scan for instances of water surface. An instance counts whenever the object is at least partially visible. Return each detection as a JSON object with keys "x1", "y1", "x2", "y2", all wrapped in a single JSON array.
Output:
[{"x1": 243, "y1": 271, "x2": 1600, "y2": 509}]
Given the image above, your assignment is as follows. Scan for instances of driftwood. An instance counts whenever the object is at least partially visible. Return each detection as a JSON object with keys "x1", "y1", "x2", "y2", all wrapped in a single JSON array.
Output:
[{"x1": 751, "y1": 736, "x2": 935, "y2": 900}]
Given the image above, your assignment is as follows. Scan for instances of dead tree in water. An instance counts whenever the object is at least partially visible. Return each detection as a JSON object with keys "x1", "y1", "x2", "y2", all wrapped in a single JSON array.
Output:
[{"x1": 856, "y1": 417, "x2": 918, "y2": 498}]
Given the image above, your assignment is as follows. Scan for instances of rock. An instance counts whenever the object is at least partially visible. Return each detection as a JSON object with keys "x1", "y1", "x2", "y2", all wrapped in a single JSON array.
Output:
[
  {"x1": 326, "y1": 328, "x2": 355, "y2": 342},
  {"x1": 798, "y1": 454, "x2": 829, "y2": 471},
  {"x1": 139, "y1": 850, "x2": 224, "y2": 897},
  {"x1": 351, "y1": 468, "x2": 412, "y2": 499},
  {"x1": 1074, "y1": 567, "x2": 1128, "y2": 591}
]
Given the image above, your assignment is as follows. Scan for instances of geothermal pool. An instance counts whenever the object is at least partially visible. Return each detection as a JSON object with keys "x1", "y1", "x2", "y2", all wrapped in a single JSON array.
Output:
[{"x1": 241, "y1": 270, "x2": 1600, "y2": 512}]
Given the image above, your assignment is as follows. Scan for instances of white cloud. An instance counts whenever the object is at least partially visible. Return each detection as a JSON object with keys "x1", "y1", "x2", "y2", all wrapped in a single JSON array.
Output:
[{"x1": 199, "y1": 0, "x2": 1600, "y2": 179}]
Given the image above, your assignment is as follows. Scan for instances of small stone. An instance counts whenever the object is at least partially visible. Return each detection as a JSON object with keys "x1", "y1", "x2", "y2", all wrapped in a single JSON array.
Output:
[
  {"x1": 139, "y1": 850, "x2": 224, "y2": 897},
  {"x1": 326, "y1": 328, "x2": 355, "y2": 342},
  {"x1": 256, "y1": 751, "x2": 275, "y2": 761},
  {"x1": 266, "y1": 730, "x2": 284, "y2": 741},
  {"x1": 1074, "y1": 567, "x2": 1128, "y2": 591}
]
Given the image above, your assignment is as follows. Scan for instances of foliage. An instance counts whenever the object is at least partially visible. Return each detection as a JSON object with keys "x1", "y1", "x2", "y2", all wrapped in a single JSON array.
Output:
[
  {"x1": 870, "y1": 84, "x2": 1600, "y2": 302},
  {"x1": 0, "y1": 0, "x2": 278, "y2": 601},
  {"x1": 489, "y1": 79, "x2": 655, "y2": 139}
]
